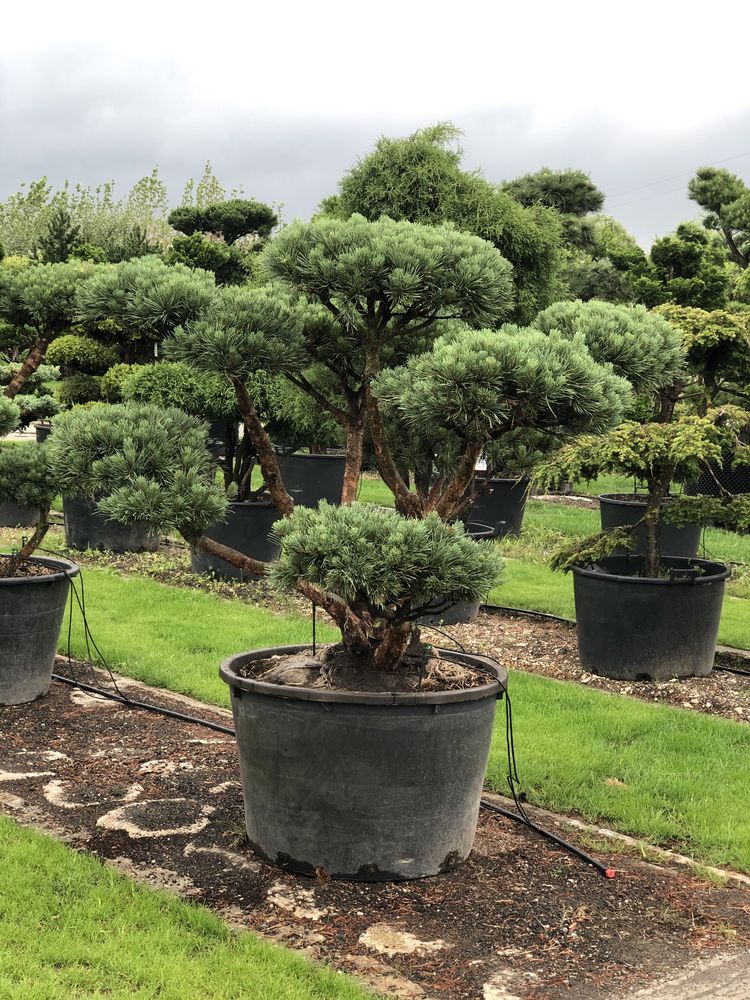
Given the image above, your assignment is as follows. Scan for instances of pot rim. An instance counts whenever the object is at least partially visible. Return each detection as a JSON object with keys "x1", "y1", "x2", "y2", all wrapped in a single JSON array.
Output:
[
  {"x1": 220, "y1": 644, "x2": 506, "y2": 705},
  {"x1": 571, "y1": 554, "x2": 730, "y2": 586},
  {"x1": 598, "y1": 493, "x2": 683, "y2": 508},
  {"x1": 276, "y1": 450, "x2": 346, "y2": 461},
  {"x1": 0, "y1": 554, "x2": 80, "y2": 586}
]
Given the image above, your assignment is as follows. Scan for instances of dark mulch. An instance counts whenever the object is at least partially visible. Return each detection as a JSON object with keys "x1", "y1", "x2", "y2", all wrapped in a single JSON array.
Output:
[
  {"x1": 447, "y1": 609, "x2": 750, "y2": 726},
  {"x1": 1, "y1": 670, "x2": 748, "y2": 1000}
]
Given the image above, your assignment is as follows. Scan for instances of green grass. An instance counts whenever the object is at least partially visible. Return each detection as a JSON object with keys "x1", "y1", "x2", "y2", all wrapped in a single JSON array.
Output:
[
  {"x1": 53, "y1": 564, "x2": 750, "y2": 872},
  {"x1": 488, "y1": 671, "x2": 750, "y2": 873},
  {"x1": 0, "y1": 817, "x2": 370, "y2": 1000},
  {"x1": 63, "y1": 566, "x2": 337, "y2": 704}
]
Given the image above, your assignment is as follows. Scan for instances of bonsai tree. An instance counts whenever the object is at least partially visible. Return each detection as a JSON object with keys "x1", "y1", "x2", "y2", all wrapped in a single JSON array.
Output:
[
  {"x1": 46, "y1": 401, "x2": 234, "y2": 566},
  {"x1": 46, "y1": 333, "x2": 120, "y2": 404},
  {"x1": 0, "y1": 397, "x2": 57, "y2": 572},
  {"x1": 0, "y1": 261, "x2": 93, "y2": 398},
  {"x1": 688, "y1": 167, "x2": 749, "y2": 270},
  {"x1": 167, "y1": 214, "x2": 515, "y2": 507},
  {"x1": 270, "y1": 503, "x2": 503, "y2": 671},
  {"x1": 168, "y1": 199, "x2": 277, "y2": 246}
]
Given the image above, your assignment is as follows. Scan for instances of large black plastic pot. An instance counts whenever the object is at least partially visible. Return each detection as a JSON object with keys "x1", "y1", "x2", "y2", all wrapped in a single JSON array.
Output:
[
  {"x1": 220, "y1": 644, "x2": 506, "y2": 880},
  {"x1": 63, "y1": 496, "x2": 160, "y2": 553},
  {"x1": 599, "y1": 494, "x2": 701, "y2": 558},
  {"x1": 573, "y1": 554, "x2": 729, "y2": 681},
  {"x1": 276, "y1": 452, "x2": 346, "y2": 507},
  {"x1": 191, "y1": 501, "x2": 281, "y2": 581},
  {"x1": 34, "y1": 423, "x2": 52, "y2": 444},
  {"x1": 418, "y1": 521, "x2": 495, "y2": 625},
  {"x1": 469, "y1": 477, "x2": 529, "y2": 538},
  {"x1": 685, "y1": 459, "x2": 750, "y2": 497},
  {"x1": 0, "y1": 501, "x2": 40, "y2": 528},
  {"x1": 0, "y1": 555, "x2": 78, "y2": 705}
]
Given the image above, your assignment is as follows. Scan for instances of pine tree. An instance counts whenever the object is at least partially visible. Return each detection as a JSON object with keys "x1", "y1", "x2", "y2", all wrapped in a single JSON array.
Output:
[{"x1": 37, "y1": 206, "x2": 81, "y2": 263}]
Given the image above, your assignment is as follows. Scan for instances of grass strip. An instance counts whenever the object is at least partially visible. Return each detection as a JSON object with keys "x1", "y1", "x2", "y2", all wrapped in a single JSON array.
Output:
[
  {"x1": 63, "y1": 565, "x2": 337, "y2": 705},
  {"x1": 0, "y1": 817, "x2": 370, "y2": 1000},
  {"x1": 489, "y1": 670, "x2": 750, "y2": 873}
]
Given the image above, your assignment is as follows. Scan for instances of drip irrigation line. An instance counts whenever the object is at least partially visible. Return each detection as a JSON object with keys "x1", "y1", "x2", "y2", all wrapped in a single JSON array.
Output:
[{"x1": 51, "y1": 674, "x2": 236, "y2": 736}]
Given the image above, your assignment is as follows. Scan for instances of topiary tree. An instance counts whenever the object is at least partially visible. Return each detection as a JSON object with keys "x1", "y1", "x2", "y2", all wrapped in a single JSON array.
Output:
[
  {"x1": 46, "y1": 402, "x2": 230, "y2": 564},
  {"x1": 75, "y1": 256, "x2": 216, "y2": 361},
  {"x1": 329, "y1": 124, "x2": 563, "y2": 323},
  {"x1": 652, "y1": 304, "x2": 750, "y2": 412},
  {"x1": 688, "y1": 167, "x2": 750, "y2": 270},
  {"x1": 503, "y1": 167, "x2": 605, "y2": 217},
  {"x1": 167, "y1": 214, "x2": 515, "y2": 509},
  {"x1": 168, "y1": 199, "x2": 277, "y2": 246},
  {"x1": 529, "y1": 303, "x2": 750, "y2": 575},
  {"x1": 270, "y1": 503, "x2": 503, "y2": 670},
  {"x1": 0, "y1": 261, "x2": 93, "y2": 398},
  {"x1": 0, "y1": 443, "x2": 57, "y2": 569},
  {"x1": 372, "y1": 323, "x2": 634, "y2": 518},
  {"x1": 646, "y1": 223, "x2": 731, "y2": 310}
]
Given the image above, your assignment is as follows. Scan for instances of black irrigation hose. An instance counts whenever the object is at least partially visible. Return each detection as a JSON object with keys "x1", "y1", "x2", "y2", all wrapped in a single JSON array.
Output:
[
  {"x1": 480, "y1": 798, "x2": 616, "y2": 880},
  {"x1": 51, "y1": 674, "x2": 236, "y2": 736}
]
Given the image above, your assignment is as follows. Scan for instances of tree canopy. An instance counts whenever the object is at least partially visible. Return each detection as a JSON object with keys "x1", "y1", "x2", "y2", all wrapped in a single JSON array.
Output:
[
  {"x1": 328, "y1": 124, "x2": 563, "y2": 323},
  {"x1": 688, "y1": 167, "x2": 750, "y2": 269}
]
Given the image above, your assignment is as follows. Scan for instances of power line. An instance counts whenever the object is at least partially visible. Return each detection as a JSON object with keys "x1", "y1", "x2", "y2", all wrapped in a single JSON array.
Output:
[{"x1": 606, "y1": 149, "x2": 750, "y2": 204}]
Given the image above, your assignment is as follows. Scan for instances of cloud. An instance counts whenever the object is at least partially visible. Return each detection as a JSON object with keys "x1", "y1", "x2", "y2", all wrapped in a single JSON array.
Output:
[{"x1": 2, "y1": 44, "x2": 749, "y2": 247}]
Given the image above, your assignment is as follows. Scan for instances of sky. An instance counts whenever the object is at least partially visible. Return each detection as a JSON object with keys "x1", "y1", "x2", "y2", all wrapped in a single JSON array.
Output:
[{"x1": 2, "y1": 0, "x2": 749, "y2": 248}]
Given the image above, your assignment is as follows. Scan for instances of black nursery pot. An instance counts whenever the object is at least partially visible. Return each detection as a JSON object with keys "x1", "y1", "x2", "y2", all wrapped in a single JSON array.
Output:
[
  {"x1": 34, "y1": 423, "x2": 52, "y2": 444},
  {"x1": 573, "y1": 554, "x2": 729, "y2": 681},
  {"x1": 0, "y1": 501, "x2": 40, "y2": 528},
  {"x1": 419, "y1": 521, "x2": 495, "y2": 625},
  {"x1": 63, "y1": 496, "x2": 160, "y2": 553},
  {"x1": 220, "y1": 644, "x2": 507, "y2": 880},
  {"x1": 469, "y1": 477, "x2": 529, "y2": 538},
  {"x1": 599, "y1": 494, "x2": 701, "y2": 558},
  {"x1": 0, "y1": 555, "x2": 79, "y2": 705},
  {"x1": 191, "y1": 501, "x2": 281, "y2": 581},
  {"x1": 276, "y1": 452, "x2": 346, "y2": 507}
]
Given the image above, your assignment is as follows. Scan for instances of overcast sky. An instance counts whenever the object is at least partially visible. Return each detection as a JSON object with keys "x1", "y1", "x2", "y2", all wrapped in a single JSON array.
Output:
[{"x1": 2, "y1": 0, "x2": 749, "y2": 248}]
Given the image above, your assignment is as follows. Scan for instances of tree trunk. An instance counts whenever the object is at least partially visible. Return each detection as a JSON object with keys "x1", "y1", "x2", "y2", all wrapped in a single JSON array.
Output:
[
  {"x1": 341, "y1": 419, "x2": 364, "y2": 505},
  {"x1": 431, "y1": 441, "x2": 484, "y2": 521},
  {"x1": 229, "y1": 377, "x2": 294, "y2": 516},
  {"x1": 372, "y1": 621, "x2": 414, "y2": 671},
  {"x1": 363, "y1": 372, "x2": 421, "y2": 517},
  {"x1": 643, "y1": 467, "x2": 673, "y2": 579},
  {"x1": 196, "y1": 535, "x2": 269, "y2": 576},
  {"x1": 4, "y1": 335, "x2": 52, "y2": 399}
]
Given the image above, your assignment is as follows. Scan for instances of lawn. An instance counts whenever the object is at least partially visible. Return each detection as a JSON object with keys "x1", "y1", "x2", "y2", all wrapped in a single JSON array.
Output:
[
  {"x1": 55, "y1": 562, "x2": 750, "y2": 873},
  {"x1": 0, "y1": 817, "x2": 370, "y2": 1000}
]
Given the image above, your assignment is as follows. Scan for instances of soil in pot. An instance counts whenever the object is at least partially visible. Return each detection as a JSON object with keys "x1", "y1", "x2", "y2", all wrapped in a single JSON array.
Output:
[
  {"x1": 0, "y1": 554, "x2": 79, "y2": 705},
  {"x1": 192, "y1": 501, "x2": 281, "y2": 581},
  {"x1": 63, "y1": 496, "x2": 160, "y2": 553},
  {"x1": 0, "y1": 501, "x2": 41, "y2": 528},
  {"x1": 572, "y1": 554, "x2": 729, "y2": 682},
  {"x1": 221, "y1": 643, "x2": 506, "y2": 881},
  {"x1": 468, "y1": 476, "x2": 529, "y2": 538},
  {"x1": 599, "y1": 493, "x2": 701, "y2": 558},
  {"x1": 276, "y1": 452, "x2": 346, "y2": 507}
]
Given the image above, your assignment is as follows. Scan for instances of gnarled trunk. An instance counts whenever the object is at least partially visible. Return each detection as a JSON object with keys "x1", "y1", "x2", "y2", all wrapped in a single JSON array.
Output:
[
  {"x1": 341, "y1": 419, "x2": 364, "y2": 505},
  {"x1": 4, "y1": 335, "x2": 52, "y2": 400},
  {"x1": 229, "y1": 377, "x2": 294, "y2": 516}
]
